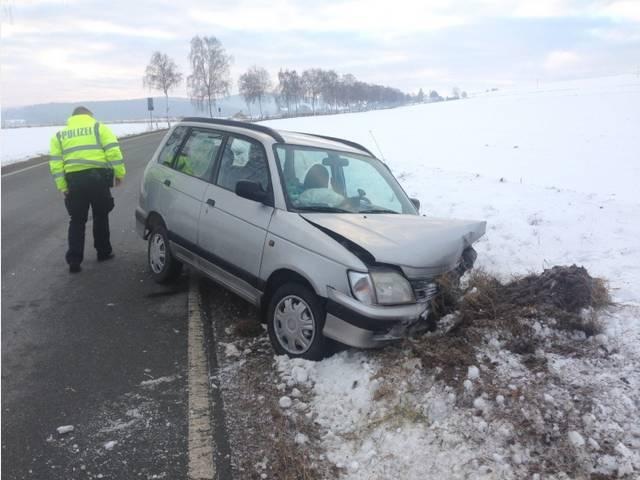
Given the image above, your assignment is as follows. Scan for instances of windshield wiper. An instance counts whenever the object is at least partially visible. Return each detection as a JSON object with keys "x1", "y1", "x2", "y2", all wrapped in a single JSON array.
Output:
[
  {"x1": 296, "y1": 205, "x2": 352, "y2": 213},
  {"x1": 358, "y1": 208, "x2": 399, "y2": 214}
]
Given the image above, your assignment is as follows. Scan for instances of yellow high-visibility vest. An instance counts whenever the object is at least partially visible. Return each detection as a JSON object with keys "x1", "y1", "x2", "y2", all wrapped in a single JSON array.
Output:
[{"x1": 49, "y1": 114, "x2": 126, "y2": 191}]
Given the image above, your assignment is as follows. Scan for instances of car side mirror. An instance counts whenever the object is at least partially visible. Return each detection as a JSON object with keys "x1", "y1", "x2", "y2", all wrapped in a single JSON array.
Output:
[
  {"x1": 236, "y1": 180, "x2": 272, "y2": 206},
  {"x1": 410, "y1": 198, "x2": 420, "y2": 212}
]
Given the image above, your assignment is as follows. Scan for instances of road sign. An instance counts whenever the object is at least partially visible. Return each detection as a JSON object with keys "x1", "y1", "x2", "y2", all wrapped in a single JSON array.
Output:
[{"x1": 147, "y1": 97, "x2": 154, "y2": 111}]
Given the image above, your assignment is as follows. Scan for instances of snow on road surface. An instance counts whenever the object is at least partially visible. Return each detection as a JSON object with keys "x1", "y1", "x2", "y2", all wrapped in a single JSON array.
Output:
[
  {"x1": 262, "y1": 75, "x2": 640, "y2": 479},
  {"x1": 0, "y1": 122, "x2": 160, "y2": 166}
]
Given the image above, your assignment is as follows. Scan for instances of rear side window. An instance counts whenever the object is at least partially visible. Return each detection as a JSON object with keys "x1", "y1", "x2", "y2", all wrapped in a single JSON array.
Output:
[
  {"x1": 216, "y1": 137, "x2": 270, "y2": 192},
  {"x1": 174, "y1": 129, "x2": 224, "y2": 182},
  {"x1": 157, "y1": 126, "x2": 188, "y2": 167}
]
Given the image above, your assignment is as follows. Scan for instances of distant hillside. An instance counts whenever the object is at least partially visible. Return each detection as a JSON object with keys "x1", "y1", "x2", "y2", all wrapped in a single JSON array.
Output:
[{"x1": 2, "y1": 95, "x2": 278, "y2": 126}]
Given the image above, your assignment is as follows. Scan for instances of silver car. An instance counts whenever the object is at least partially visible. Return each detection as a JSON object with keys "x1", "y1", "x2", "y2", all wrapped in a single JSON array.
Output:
[{"x1": 136, "y1": 118, "x2": 486, "y2": 360}]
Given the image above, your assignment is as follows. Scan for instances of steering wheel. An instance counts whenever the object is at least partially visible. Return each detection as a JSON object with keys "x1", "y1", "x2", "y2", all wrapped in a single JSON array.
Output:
[{"x1": 338, "y1": 192, "x2": 372, "y2": 211}]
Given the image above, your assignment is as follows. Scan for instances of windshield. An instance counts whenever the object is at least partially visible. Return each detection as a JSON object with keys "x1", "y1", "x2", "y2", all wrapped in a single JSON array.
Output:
[{"x1": 274, "y1": 144, "x2": 417, "y2": 215}]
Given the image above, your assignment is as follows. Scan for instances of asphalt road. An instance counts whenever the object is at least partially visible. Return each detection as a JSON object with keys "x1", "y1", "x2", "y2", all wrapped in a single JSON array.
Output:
[{"x1": 1, "y1": 131, "x2": 192, "y2": 479}]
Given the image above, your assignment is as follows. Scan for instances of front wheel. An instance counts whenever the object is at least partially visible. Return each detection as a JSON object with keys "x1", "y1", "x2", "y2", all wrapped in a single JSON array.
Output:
[
  {"x1": 267, "y1": 283, "x2": 326, "y2": 360},
  {"x1": 147, "y1": 225, "x2": 182, "y2": 283}
]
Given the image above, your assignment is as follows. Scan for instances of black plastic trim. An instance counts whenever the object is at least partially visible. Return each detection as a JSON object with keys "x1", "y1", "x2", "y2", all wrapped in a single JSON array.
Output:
[
  {"x1": 292, "y1": 132, "x2": 375, "y2": 157},
  {"x1": 181, "y1": 117, "x2": 285, "y2": 143},
  {"x1": 167, "y1": 230, "x2": 266, "y2": 291},
  {"x1": 326, "y1": 299, "x2": 400, "y2": 331}
]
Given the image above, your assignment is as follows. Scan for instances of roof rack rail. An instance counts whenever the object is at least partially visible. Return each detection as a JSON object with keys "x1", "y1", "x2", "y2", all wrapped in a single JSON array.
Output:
[
  {"x1": 181, "y1": 117, "x2": 285, "y2": 143},
  {"x1": 296, "y1": 132, "x2": 375, "y2": 157}
]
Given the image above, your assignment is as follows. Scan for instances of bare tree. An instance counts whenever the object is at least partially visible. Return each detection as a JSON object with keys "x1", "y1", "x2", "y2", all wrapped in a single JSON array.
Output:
[
  {"x1": 143, "y1": 52, "x2": 182, "y2": 127},
  {"x1": 338, "y1": 73, "x2": 357, "y2": 111},
  {"x1": 238, "y1": 66, "x2": 271, "y2": 119},
  {"x1": 187, "y1": 36, "x2": 232, "y2": 117},
  {"x1": 320, "y1": 69, "x2": 339, "y2": 113},
  {"x1": 301, "y1": 69, "x2": 324, "y2": 114},
  {"x1": 289, "y1": 70, "x2": 303, "y2": 114}
]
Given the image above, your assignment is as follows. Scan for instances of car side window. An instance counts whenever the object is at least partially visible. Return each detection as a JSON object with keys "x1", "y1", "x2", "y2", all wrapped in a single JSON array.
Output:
[
  {"x1": 157, "y1": 126, "x2": 188, "y2": 167},
  {"x1": 216, "y1": 137, "x2": 270, "y2": 192},
  {"x1": 174, "y1": 129, "x2": 224, "y2": 181}
]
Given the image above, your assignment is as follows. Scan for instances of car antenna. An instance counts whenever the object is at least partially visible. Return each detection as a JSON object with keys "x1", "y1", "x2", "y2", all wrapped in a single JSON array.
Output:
[{"x1": 369, "y1": 130, "x2": 386, "y2": 162}]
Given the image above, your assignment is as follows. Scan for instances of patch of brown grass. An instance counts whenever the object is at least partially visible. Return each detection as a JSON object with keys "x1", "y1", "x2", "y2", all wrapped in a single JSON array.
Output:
[
  {"x1": 412, "y1": 265, "x2": 611, "y2": 386},
  {"x1": 267, "y1": 407, "x2": 341, "y2": 480},
  {"x1": 591, "y1": 277, "x2": 611, "y2": 308},
  {"x1": 429, "y1": 272, "x2": 463, "y2": 321},
  {"x1": 234, "y1": 318, "x2": 264, "y2": 338},
  {"x1": 457, "y1": 265, "x2": 608, "y2": 338}
]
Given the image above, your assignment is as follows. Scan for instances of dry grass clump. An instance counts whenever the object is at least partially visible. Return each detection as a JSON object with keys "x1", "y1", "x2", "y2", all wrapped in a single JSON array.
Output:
[
  {"x1": 456, "y1": 265, "x2": 610, "y2": 337},
  {"x1": 412, "y1": 265, "x2": 612, "y2": 383},
  {"x1": 428, "y1": 272, "x2": 463, "y2": 321},
  {"x1": 234, "y1": 318, "x2": 264, "y2": 338},
  {"x1": 267, "y1": 407, "x2": 339, "y2": 480}
]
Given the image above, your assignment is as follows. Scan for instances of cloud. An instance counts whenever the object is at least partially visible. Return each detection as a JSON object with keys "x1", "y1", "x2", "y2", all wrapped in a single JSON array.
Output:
[
  {"x1": 512, "y1": 0, "x2": 575, "y2": 18},
  {"x1": 590, "y1": 25, "x2": 640, "y2": 43},
  {"x1": 71, "y1": 20, "x2": 178, "y2": 40},
  {"x1": 188, "y1": 0, "x2": 467, "y2": 35},
  {"x1": 1, "y1": 17, "x2": 177, "y2": 39},
  {"x1": 602, "y1": 0, "x2": 640, "y2": 22},
  {"x1": 34, "y1": 47, "x2": 141, "y2": 81},
  {"x1": 2, "y1": 0, "x2": 639, "y2": 107},
  {"x1": 543, "y1": 50, "x2": 582, "y2": 70}
]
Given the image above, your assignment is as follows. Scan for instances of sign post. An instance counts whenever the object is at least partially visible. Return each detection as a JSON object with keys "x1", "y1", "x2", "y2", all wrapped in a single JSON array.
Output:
[{"x1": 147, "y1": 97, "x2": 154, "y2": 129}]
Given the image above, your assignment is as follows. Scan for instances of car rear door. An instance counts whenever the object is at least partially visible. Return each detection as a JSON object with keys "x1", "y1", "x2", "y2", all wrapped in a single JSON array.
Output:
[
  {"x1": 163, "y1": 128, "x2": 224, "y2": 249},
  {"x1": 197, "y1": 135, "x2": 274, "y2": 290}
]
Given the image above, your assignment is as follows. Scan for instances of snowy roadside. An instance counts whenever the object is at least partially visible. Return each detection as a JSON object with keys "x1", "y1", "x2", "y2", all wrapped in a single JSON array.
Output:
[
  {"x1": 267, "y1": 169, "x2": 640, "y2": 479},
  {"x1": 204, "y1": 166, "x2": 640, "y2": 479},
  {"x1": 250, "y1": 76, "x2": 640, "y2": 478},
  {"x1": 0, "y1": 123, "x2": 166, "y2": 166},
  {"x1": 275, "y1": 303, "x2": 639, "y2": 479}
]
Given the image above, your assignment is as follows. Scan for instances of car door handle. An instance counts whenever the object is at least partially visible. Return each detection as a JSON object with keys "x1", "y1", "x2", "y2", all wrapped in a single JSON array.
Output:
[
  {"x1": 164, "y1": 179, "x2": 171, "y2": 187},
  {"x1": 206, "y1": 198, "x2": 215, "y2": 207}
]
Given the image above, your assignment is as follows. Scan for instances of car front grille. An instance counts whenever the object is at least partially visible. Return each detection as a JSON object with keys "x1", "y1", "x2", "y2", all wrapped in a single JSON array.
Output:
[{"x1": 411, "y1": 279, "x2": 438, "y2": 304}]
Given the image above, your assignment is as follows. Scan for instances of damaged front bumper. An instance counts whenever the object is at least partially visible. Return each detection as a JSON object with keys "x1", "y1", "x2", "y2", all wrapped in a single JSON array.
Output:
[
  {"x1": 322, "y1": 246, "x2": 478, "y2": 349},
  {"x1": 323, "y1": 287, "x2": 430, "y2": 348}
]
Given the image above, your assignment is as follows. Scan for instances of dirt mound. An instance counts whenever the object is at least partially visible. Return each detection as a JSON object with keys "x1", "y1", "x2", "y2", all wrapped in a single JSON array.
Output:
[
  {"x1": 431, "y1": 264, "x2": 610, "y2": 336},
  {"x1": 498, "y1": 264, "x2": 609, "y2": 314},
  {"x1": 414, "y1": 265, "x2": 611, "y2": 379}
]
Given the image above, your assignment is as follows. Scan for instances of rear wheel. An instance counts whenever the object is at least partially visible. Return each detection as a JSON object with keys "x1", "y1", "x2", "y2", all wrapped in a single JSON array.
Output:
[
  {"x1": 267, "y1": 283, "x2": 326, "y2": 360},
  {"x1": 147, "y1": 225, "x2": 182, "y2": 283}
]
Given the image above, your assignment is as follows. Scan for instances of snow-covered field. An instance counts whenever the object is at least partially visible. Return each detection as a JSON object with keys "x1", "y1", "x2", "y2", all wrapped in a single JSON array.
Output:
[
  {"x1": 0, "y1": 122, "x2": 160, "y2": 166},
  {"x1": 257, "y1": 75, "x2": 640, "y2": 479}
]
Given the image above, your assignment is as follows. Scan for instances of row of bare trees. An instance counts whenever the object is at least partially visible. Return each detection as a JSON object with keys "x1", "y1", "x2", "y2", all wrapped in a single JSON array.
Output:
[
  {"x1": 275, "y1": 69, "x2": 408, "y2": 115},
  {"x1": 143, "y1": 35, "x2": 413, "y2": 125}
]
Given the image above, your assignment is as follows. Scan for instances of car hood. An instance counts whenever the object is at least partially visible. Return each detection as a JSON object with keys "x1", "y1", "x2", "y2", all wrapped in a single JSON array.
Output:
[{"x1": 301, "y1": 213, "x2": 486, "y2": 278}]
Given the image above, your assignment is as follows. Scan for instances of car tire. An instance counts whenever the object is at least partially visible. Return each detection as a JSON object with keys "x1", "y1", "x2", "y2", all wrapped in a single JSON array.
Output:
[
  {"x1": 267, "y1": 282, "x2": 326, "y2": 360},
  {"x1": 147, "y1": 225, "x2": 182, "y2": 284}
]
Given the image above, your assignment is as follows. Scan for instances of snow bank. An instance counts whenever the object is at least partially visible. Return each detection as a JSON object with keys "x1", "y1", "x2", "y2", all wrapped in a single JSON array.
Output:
[
  {"x1": 263, "y1": 74, "x2": 640, "y2": 204},
  {"x1": 1, "y1": 122, "x2": 159, "y2": 166},
  {"x1": 265, "y1": 75, "x2": 640, "y2": 479}
]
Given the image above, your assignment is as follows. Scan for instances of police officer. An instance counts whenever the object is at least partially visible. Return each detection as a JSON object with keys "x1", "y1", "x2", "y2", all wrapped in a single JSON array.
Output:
[{"x1": 49, "y1": 107, "x2": 126, "y2": 273}]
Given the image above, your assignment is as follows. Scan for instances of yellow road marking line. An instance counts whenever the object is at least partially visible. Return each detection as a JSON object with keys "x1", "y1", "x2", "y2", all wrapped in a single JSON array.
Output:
[{"x1": 188, "y1": 276, "x2": 215, "y2": 480}]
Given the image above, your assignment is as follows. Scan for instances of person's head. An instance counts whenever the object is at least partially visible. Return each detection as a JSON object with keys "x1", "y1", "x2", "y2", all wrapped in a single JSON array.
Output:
[
  {"x1": 72, "y1": 106, "x2": 93, "y2": 117},
  {"x1": 304, "y1": 164, "x2": 329, "y2": 189}
]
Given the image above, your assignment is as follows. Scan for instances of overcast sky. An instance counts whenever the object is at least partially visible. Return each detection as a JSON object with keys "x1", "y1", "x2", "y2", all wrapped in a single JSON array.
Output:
[{"x1": 1, "y1": 0, "x2": 639, "y2": 107}]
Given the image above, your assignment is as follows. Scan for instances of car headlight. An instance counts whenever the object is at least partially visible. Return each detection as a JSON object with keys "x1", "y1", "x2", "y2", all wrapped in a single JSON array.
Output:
[
  {"x1": 348, "y1": 270, "x2": 415, "y2": 305},
  {"x1": 348, "y1": 271, "x2": 376, "y2": 305}
]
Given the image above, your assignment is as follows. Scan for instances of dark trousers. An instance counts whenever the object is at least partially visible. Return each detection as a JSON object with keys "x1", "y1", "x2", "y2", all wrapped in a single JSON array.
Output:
[{"x1": 64, "y1": 169, "x2": 115, "y2": 266}]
